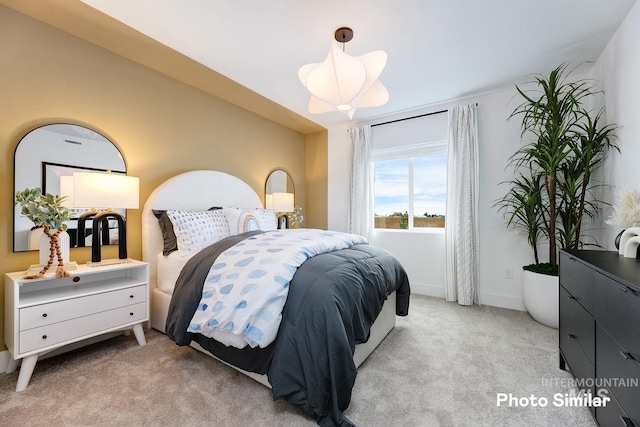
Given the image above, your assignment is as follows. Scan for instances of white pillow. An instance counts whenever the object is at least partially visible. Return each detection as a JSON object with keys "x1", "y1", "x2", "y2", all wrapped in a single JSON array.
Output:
[
  {"x1": 224, "y1": 207, "x2": 277, "y2": 235},
  {"x1": 254, "y1": 208, "x2": 278, "y2": 230},
  {"x1": 165, "y1": 209, "x2": 231, "y2": 255}
]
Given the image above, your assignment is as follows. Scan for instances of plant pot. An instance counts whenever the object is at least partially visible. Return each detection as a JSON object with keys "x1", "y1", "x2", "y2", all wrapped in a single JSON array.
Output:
[
  {"x1": 522, "y1": 270, "x2": 559, "y2": 329},
  {"x1": 39, "y1": 230, "x2": 70, "y2": 267}
]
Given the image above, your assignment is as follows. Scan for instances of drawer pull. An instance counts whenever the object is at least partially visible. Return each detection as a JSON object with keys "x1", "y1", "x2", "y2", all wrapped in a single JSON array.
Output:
[
  {"x1": 620, "y1": 415, "x2": 633, "y2": 427},
  {"x1": 130, "y1": 295, "x2": 134, "y2": 299},
  {"x1": 567, "y1": 295, "x2": 577, "y2": 300},
  {"x1": 42, "y1": 313, "x2": 47, "y2": 318},
  {"x1": 568, "y1": 334, "x2": 577, "y2": 340},
  {"x1": 42, "y1": 335, "x2": 47, "y2": 340},
  {"x1": 618, "y1": 285, "x2": 640, "y2": 296},
  {"x1": 619, "y1": 351, "x2": 640, "y2": 367},
  {"x1": 130, "y1": 312, "x2": 134, "y2": 316}
]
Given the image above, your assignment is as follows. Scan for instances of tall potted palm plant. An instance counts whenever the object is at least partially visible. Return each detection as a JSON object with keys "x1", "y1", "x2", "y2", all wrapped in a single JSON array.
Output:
[{"x1": 495, "y1": 64, "x2": 618, "y2": 327}]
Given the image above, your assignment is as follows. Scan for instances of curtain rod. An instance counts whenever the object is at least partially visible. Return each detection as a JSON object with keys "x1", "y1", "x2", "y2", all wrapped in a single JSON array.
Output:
[
  {"x1": 370, "y1": 102, "x2": 478, "y2": 128},
  {"x1": 371, "y1": 109, "x2": 447, "y2": 128}
]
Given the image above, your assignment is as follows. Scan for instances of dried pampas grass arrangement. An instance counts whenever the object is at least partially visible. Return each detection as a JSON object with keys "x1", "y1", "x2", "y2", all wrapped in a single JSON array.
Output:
[{"x1": 606, "y1": 188, "x2": 640, "y2": 228}]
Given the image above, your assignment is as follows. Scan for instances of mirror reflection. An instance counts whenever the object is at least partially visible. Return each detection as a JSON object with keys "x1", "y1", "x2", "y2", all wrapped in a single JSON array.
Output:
[
  {"x1": 265, "y1": 169, "x2": 294, "y2": 206},
  {"x1": 13, "y1": 124, "x2": 126, "y2": 252},
  {"x1": 265, "y1": 169, "x2": 295, "y2": 229}
]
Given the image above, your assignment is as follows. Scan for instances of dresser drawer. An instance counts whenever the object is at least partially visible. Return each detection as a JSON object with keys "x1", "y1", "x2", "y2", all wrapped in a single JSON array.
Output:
[
  {"x1": 560, "y1": 285, "x2": 595, "y2": 364},
  {"x1": 559, "y1": 330, "x2": 595, "y2": 394},
  {"x1": 595, "y1": 385, "x2": 637, "y2": 427},
  {"x1": 19, "y1": 285, "x2": 146, "y2": 331},
  {"x1": 19, "y1": 302, "x2": 146, "y2": 354},
  {"x1": 596, "y1": 324, "x2": 640, "y2": 424},
  {"x1": 594, "y1": 272, "x2": 640, "y2": 356},
  {"x1": 559, "y1": 251, "x2": 594, "y2": 313}
]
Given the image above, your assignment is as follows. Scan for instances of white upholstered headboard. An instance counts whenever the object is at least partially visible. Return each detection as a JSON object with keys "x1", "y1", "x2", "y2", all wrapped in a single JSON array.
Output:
[{"x1": 141, "y1": 170, "x2": 262, "y2": 291}]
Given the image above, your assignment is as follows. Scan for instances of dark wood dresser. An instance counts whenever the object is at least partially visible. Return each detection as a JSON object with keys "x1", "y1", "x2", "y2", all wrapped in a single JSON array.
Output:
[{"x1": 559, "y1": 250, "x2": 640, "y2": 426}]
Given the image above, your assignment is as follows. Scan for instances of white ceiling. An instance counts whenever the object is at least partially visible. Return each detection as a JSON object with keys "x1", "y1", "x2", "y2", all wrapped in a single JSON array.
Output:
[{"x1": 81, "y1": 0, "x2": 637, "y2": 129}]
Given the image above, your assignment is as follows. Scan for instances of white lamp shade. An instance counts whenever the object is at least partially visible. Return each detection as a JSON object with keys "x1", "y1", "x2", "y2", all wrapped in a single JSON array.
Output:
[
  {"x1": 59, "y1": 175, "x2": 75, "y2": 208},
  {"x1": 299, "y1": 41, "x2": 388, "y2": 119},
  {"x1": 265, "y1": 193, "x2": 274, "y2": 210},
  {"x1": 73, "y1": 172, "x2": 139, "y2": 209},
  {"x1": 271, "y1": 192, "x2": 294, "y2": 213}
]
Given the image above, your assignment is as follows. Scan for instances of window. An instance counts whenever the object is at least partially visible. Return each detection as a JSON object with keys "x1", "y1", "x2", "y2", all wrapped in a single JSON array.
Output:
[{"x1": 371, "y1": 112, "x2": 448, "y2": 230}]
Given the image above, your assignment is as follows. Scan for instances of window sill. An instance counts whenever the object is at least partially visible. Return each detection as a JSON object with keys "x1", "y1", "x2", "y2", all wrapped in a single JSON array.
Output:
[{"x1": 373, "y1": 227, "x2": 444, "y2": 235}]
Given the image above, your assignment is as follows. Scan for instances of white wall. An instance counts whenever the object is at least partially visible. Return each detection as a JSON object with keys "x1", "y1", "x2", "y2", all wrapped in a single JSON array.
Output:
[
  {"x1": 327, "y1": 123, "x2": 351, "y2": 233},
  {"x1": 327, "y1": 1, "x2": 640, "y2": 311},
  {"x1": 372, "y1": 230, "x2": 447, "y2": 298},
  {"x1": 327, "y1": 87, "x2": 533, "y2": 311},
  {"x1": 327, "y1": 74, "x2": 622, "y2": 311},
  {"x1": 591, "y1": 0, "x2": 640, "y2": 248}
]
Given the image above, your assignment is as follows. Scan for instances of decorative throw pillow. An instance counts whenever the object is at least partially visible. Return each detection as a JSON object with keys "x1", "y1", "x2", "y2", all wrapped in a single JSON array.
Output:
[
  {"x1": 224, "y1": 207, "x2": 277, "y2": 235},
  {"x1": 165, "y1": 209, "x2": 231, "y2": 255},
  {"x1": 153, "y1": 209, "x2": 179, "y2": 256},
  {"x1": 153, "y1": 207, "x2": 224, "y2": 255}
]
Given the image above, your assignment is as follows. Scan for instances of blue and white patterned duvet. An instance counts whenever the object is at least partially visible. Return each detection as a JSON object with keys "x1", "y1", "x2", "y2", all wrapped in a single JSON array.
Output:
[{"x1": 186, "y1": 229, "x2": 368, "y2": 348}]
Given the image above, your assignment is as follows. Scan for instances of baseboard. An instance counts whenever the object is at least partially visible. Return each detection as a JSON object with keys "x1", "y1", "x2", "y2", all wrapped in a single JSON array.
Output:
[
  {"x1": 411, "y1": 282, "x2": 526, "y2": 312},
  {"x1": 479, "y1": 291, "x2": 526, "y2": 311},
  {"x1": 410, "y1": 282, "x2": 445, "y2": 298},
  {"x1": 0, "y1": 349, "x2": 9, "y2": 373}
]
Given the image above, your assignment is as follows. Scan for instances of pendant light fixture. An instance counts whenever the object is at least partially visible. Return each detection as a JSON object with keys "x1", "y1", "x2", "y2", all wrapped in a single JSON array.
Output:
[{"x1": 299, "y1": 27, "x2": 388, "y2": 119}]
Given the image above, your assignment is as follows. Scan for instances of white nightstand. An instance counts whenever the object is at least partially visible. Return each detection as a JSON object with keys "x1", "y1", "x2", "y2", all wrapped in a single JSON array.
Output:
[{"x1": 4, "y1": 260, "x2": 149, "y2": 392}]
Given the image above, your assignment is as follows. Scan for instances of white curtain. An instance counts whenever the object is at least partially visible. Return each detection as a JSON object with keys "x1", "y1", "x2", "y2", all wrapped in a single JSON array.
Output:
[
  {"x1": 348, "y1": 125, "x2": 373, "y2": 241},
  {"x1": 445, "y1": 104, "x2": 479, "y2": 306}
]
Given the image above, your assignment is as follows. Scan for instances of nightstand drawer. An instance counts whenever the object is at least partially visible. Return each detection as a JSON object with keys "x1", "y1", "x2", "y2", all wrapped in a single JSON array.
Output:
[
  {"x1": 19, "y1": 285, "x2": 146, "y2": 330},
  {"x1": 19, "y1": 302, "x2": 146, "y2": 354}
]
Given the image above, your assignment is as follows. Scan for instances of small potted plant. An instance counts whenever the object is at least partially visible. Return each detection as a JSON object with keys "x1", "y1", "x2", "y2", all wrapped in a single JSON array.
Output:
[
  {"x1": 15, "y1": 188, "x2": 71, "y2": 279},
  {"x1": 289, "y1": 206, "x2": 305, "y2": 228}
]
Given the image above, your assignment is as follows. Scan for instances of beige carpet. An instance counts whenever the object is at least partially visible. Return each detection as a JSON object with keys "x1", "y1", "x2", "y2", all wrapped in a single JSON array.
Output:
[{"x1": 0, "y1": 295, "x2": 595, "y2": 427}]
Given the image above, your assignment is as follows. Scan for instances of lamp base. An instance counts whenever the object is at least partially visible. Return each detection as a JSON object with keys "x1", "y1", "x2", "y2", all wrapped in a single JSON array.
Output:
[
  {"x1": 86, "y1": 258, "x2": 132, "y2": 268},
  {"x1": 277, "y1": 214, "x2": 289, "y2": 229}
]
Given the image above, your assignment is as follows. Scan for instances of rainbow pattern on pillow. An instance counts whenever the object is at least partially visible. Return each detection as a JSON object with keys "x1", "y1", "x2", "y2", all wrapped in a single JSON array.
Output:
[{"x1": 224, "y1": 207, "x2": 277, "y2": 235}]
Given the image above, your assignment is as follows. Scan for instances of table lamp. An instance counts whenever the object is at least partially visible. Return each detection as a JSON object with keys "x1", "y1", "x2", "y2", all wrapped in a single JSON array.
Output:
[
  {"x1": 271, "y1": 192, "x2": 294, "y2": 229},
  {"x1": 72, "y1": 171, "x2": 139, "y2": 265}
]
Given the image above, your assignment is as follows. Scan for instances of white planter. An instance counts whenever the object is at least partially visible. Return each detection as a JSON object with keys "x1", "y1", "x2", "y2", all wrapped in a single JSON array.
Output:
[
  {"x1": 39, "y1": 230, "x2": 70, "y2": 267},
  {"x1": 522, "y1": 270, "x2": 559, "y2": 329}
]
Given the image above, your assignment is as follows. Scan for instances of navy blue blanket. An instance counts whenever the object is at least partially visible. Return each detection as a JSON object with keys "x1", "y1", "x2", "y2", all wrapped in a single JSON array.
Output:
[{"x1": 166, "y1": 231, "x2": 410, "y2": 426}]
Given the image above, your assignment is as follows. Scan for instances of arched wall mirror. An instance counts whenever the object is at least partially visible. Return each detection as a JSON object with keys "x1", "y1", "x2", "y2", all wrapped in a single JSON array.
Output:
[
  {"x1": 265, "y1": 169, "x2": 294, "y2": 208},
  {"x1": 13, "y1": 123, "x2": 126, "y2": 252}
]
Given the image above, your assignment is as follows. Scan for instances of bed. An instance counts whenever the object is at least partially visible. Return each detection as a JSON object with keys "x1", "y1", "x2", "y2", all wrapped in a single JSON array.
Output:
[{"x1": 141, "y1": 170, "x2": 410, "y2": 426}]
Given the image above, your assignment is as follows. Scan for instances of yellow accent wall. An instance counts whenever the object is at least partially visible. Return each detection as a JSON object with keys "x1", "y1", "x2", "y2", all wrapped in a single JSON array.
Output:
[
  {"x1": 0, "y1": 5, "x2": 327, "y2": 352},
  {"x1": 305, "y1": 131, "x2": 329, "y2": 230}
]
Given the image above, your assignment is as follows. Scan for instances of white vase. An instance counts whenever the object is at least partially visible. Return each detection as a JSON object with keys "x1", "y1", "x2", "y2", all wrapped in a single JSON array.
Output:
[
  {"x1": 39, "y1": 230, "x2": 70, "y2": 267},
  {"x1": 522, "y1": 270, "x2": 559, "y2": 329}
]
